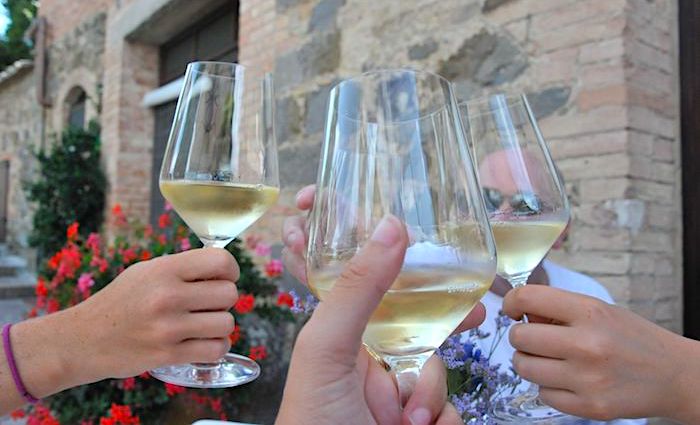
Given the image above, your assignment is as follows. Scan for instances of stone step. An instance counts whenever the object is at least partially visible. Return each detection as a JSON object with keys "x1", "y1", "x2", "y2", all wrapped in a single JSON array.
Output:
[
  {"x1": 0, "y1": 298, "x2": 33, "y2": 324},
  {"x1": 0, "y1": 271, "x2": 36, "y2": 299},
  {"x1": 0, "y1": 255, "x2": 28, "y2": 277}
]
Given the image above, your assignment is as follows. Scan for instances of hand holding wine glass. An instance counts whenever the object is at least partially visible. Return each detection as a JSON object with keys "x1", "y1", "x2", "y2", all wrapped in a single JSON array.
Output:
[
  {"x1": 278, "y1": 216, "x2": 474, "y2": 425},
  {"x1": 154, "y1": 61, "x2": 279, "y2": 388}
]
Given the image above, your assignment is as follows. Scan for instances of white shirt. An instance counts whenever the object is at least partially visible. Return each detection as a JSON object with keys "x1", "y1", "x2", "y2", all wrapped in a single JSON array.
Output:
[{"x1": 468, "y1": 260, "x2": 647, "y2": 425}]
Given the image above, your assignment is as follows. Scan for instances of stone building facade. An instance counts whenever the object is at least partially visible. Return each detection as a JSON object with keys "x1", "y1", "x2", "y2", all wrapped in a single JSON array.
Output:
[{"x1": 0, "y1": 0, "x2": 683, "y2": 333}]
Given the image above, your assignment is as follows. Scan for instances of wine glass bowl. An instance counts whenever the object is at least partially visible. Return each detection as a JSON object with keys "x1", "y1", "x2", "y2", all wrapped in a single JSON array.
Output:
[
  {"x1": 306, "y1": 69, "x2": 497, "y2": 403},
  {"x1": 461, "y1": 93, "x2": 571, "y2": 421},
  {"x1": 151, "y1": 61, "x2": 278, "y2": 388}
]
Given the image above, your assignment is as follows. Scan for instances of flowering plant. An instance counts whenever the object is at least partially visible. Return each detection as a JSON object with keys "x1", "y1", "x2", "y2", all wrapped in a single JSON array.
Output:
[
  {"x1": 13, "y1": 205, "x2": 296, "y2": 425},
  {"x1": 439, "y1": 313, "x2": 522, "y2": 424}
]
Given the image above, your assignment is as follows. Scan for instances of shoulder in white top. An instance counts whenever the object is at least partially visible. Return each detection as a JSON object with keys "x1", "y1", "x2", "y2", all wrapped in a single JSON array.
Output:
[{"x1": 461, "y1": 260, "x2": 646, "y2": 425}]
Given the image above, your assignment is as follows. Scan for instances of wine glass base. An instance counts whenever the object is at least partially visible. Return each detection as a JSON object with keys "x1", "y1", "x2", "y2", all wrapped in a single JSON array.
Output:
[
  {"x1": 491, "y1": 392, "x2": 571, "y2": 424},
  {"x1": 150, "y1": 353, "x2": 261, "y2": 388}
]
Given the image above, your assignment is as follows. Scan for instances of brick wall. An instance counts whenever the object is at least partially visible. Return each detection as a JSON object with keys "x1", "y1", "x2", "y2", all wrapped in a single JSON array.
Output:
[{"x1": 255, "y1": 0, "x2": 682, "y2": 332}]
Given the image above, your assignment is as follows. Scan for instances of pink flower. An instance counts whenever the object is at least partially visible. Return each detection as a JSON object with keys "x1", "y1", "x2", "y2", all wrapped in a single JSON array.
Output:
[
  {"x1": 254, "y1": 243, "x2": 272, "y2": 257},
  {"x1": 264, "y1": 259, "x2": 284, "y2": 278},
  {"x1": 164, "y1": 201, "x2": 173, "y2": 212},
  {"x1": 78, "y1": 273, "x2": 95, "y2": 294},
  {"x1": 86, "y1": 233, "x2": 101, "y2": 252},
  {"x1": 179, "y1": 238, "x2": 191, "y2": 251},
  {"x1": 245, "y1": 234, "x2": 262, "y2": 250}
]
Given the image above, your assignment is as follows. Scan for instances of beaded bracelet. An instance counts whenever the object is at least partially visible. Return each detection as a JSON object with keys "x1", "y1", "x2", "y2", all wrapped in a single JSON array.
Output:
[{"x1": 2, "y1": 323, "x2": 39, "y2": 404}]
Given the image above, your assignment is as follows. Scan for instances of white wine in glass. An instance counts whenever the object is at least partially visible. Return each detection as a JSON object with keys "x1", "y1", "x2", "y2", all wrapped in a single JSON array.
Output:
[
  {"x1": 462, "y1": 93, "x2": 570, "y2": 421},
  {"x1": 307, "y1": 69, "x2": 497, "y2": 404},
  {"x1": 160, "y1": 181, "x2": 279, "y2": 247},
  {"x1": 151, "y1": 61, "x2": 278, "y2": 388}
]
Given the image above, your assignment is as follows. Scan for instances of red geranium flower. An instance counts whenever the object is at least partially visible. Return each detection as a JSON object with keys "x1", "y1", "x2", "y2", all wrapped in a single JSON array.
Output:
[
  {"x1": 277, "y1": 292, "x2": 294, "y2": 308},
  {"x1": 265, "y1": 259, "x2": 284, "y2": 278},
  {"x1": 229, "y1": 324, "x2": 241, "y2": 345},
  {"x1": 10, "y1": 410, "x2": 25, "y2": 419},
  {"x1": 67, "y1": 222, "x2": 79, "y2": 241},
  {"x1": 165, "y1": 383, "x2": 185, "y2": 397},
  {"x1": 140, "y1": 250, "x2": 152, "y2": 261},
  {"x1": 47, "y1": 299, "x2": 60, "y2": 314},
  {"x1": 122, "y1": 377, "x2": 136, "y2": 391},
  {"x1": 234, "y1": 294, "x2": 255, "y2": 314},
  {"x1": 158, "y1": 213, "x2": 172, "y2": 229},
  {"x1": 249, "y1": 345, "x2": 267, "y2": 361},
  {"x1": 35, "y1": 278, "x2": 47, "y2": 297}
]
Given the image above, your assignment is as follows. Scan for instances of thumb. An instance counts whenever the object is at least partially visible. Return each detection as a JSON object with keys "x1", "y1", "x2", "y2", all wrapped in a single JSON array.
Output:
[{"x1": 307, "y1": 215, "x2": 408, "y2": 356}]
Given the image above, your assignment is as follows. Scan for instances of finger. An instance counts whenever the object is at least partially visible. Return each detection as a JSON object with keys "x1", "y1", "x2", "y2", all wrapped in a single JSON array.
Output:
[
  {"x1": 452, "y1": 303, "x2": 486, "y2": 335},
  {"x1": 174, "y1": 338, "x2": 231, "y2": 364},
  {"x1": 511, "y1": 351, "x2": 572, "y2": 389},
  {"x1": 295, "y1": 184, "x2": 316, "y2": 210},
  {"x1": 163, "y1": 248, "x2": 239, "y2": 282},
  {"x1": 434, "y1": 403, "x2": 463, "y2": 425},
  {"x1": 306, "y1": 215, "x2": 408, "y2": 356},
  {"x1": 403, "y1": 355, "x2": 447, "y2": 425},
  {"x1": 509, "y1": 323, "x2": 577, "y2": 359},
  {"x1": 282, "y1": 248, "x2": 307, "y2": 284},
  {"x1": 503, "y1": 285, "x2": 599, "y2": 324},
  {"x1": 180, "y1": 311, "x2": 236, "y2": 339},
  {"x1": 363, "y1": 351, "x2": 401, "y2": 425},
  {"x1": 537, "y1": 387, "x2": 582, "y2": 418},
  {"x1": 283, "y1": 215, "x2": 308, "y2": 254},
  {"x1": 183, "y1": 280, "x2": 238, "y2": 311}
]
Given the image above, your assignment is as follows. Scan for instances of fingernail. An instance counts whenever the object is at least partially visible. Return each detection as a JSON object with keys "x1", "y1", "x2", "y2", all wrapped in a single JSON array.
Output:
[
  {"x1": 408, "y1": 407, "x2": 431, "y2": 425},
  {"x1": 371, "y1": 215, "x2": 402, "y2": 247}
]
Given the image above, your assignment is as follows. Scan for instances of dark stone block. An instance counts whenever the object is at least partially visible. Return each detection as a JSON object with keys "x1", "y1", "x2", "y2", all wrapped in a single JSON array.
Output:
[
  {"x1": 526, "y1": 86, "x2": 572, "y2": 119},
  {"x1": 304, "y1": 80, "x2": 338, "y2": 135},
  {"x1": 275, "y1": 31, "x2": 341, "y2": 91},
  {"x1": 482, "y1": 0, "x2": 517, "y2": 13},
  {"x1": 439, "y1": 29, "x2": 527, "y2": 88},
  {"x1": 276, "y1": 0, "x2": 305, "y2": 12},
  {"x1": 408, "y1": 38, "x2": 439, "y2": 60},
  {"x1": 279, "y1": 143, "x2": 322, "y2": 187},
  {"x1": 276, "y1": 96, "x2": 302, "y2": 144},
  {"x1": 309, "y1": 0, "x2": 346, "y2": 32}
]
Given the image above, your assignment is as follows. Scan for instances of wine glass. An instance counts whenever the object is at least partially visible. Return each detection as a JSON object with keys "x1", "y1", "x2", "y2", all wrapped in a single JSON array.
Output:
[
  {"x1": 306, "y1": 69, "x2": 497, "y2": 404},
  {"x1": 151, "y1": 61, "x2": 279, "y2": 388},
  {"x1": 461, "y1": 93, "x2": 571, "y2": 421}
]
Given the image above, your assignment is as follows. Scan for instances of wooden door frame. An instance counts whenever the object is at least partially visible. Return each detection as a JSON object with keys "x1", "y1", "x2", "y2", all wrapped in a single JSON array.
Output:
[{"x1": 680, "y1": 0, "x2": 700, "y2": 339}]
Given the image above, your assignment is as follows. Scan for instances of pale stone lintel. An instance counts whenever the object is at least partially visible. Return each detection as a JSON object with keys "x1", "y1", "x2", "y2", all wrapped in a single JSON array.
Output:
[
  {"x1": 0, "y1": 59, "x2": 33, "y2": 88},
  {"x1": 109, "y1": 0, "x2": 229, "y2": 45}
]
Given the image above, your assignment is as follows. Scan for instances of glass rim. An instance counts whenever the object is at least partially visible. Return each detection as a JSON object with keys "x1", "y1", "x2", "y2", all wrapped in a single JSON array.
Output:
[
  {"x1": 332, "y1": 68, "x2": 457, "y2": 124},
  {"x1": 458, "y1": 92, "x2": 528, "y2": 118},
  {"x1": 186, "y1": 61, "x2": 270, "y2": 80}
]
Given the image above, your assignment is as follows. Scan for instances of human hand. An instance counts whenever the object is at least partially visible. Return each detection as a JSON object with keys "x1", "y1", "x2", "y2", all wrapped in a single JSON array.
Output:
[
  {"x1": 503, "y1": 284, "x2": 700, "y2": 423},
  {"x1": 8, "y1": 248, "x2": 238, "y2": 403},
  {"x1": 277, "y1": 216, "x2": 483, "y2": 425}
]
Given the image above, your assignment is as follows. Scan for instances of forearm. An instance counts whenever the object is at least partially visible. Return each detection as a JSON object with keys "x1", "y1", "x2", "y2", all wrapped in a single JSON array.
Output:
[
  {"x1": 664, "y1": 335, "x2": 700, "y2": 424},
  {"x1": 0, "y1": 309, "x2": 87, "y2": 415}
]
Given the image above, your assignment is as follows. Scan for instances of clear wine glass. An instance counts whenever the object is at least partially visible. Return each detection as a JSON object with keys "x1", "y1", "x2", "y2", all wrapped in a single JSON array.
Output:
[
  {"x1": 461, "y1": 93, "x2": 571, "y2": 422},
  {"x1": 151, "y1": 61, "x2": 279, "y2": 388},
  {"x1": 306, "y1": 69, "x2": 497, "y2": 405}
]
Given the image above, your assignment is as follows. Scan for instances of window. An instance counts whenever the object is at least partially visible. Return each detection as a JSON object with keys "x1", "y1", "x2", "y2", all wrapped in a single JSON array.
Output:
[
  {"x1": 66, "y1": 87, "x2": 87, "y2": 129},
  {"x1": 150, "y1": 2, "x2": 239, "y2": 226}
]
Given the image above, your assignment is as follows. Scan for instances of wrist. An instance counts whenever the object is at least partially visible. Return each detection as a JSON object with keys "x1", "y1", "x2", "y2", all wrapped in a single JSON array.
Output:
[
  {"x1": 661, "y1": 334, "x2": 700, "y2": 423},
  {"x1": 11, "y1": 312, "x2": 76, "y2": 398}
]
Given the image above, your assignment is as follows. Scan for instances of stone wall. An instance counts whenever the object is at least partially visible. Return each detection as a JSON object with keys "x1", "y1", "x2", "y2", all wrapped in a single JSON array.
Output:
[
  {"x1": 0, "y1": 64, "x2": 41, "y2": 262},
  {"x1": 256, "y1": 0, "x2": 682, "y2": 331}
]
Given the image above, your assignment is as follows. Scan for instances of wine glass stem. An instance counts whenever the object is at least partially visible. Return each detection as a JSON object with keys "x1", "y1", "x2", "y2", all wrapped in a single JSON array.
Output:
[
  {"x1": 385, "y1": 352, "x2": 431, "y2": 407},
  {"x1": 507, "y1": 272, "x2": 530, "y2": 288}
]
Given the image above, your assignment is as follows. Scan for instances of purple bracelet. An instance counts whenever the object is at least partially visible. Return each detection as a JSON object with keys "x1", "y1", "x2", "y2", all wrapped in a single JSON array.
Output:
[{"x1": 2, "y1": 323, "x2": 39, "y2": 404}]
